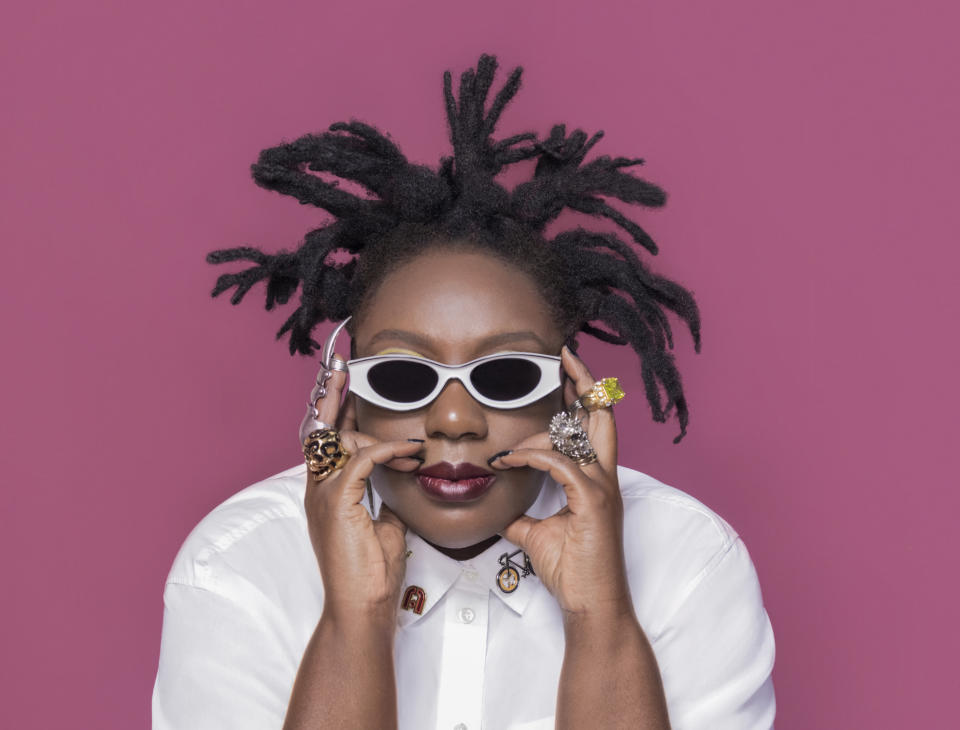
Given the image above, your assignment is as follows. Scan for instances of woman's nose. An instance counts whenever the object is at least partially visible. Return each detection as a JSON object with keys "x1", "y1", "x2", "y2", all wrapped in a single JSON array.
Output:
[{"x1": 423, "y1": 379, "x2": 488, "y2": 441}]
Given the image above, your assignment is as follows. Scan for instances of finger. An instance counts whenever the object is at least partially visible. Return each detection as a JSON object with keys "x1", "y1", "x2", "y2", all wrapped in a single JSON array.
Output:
[
  {"x1": 313, "y1": 352, "x2": 349, "y2": 427},
  {"x1": 487, "y1": 431, "x2": 553, "y2": 458},
  {"x1": 563, "y1": 373, "x2": 579, "y2": 411},
  {"x1": 373, "y1": 501, "x2": 409, "y2": 562},
  {"x1": 488, "y1": 431, "x2": 605, "y2": 477},
  {"x1": 562, "y1": 344, "x2": 597, "y2": 388},
  {"x1": 491, "y1": 448, "x2": 603, "y2": 514},
  {"x1": 337, "y1": 392, "x2": 358, "y2": 432},
  {"x1": 375, "y1": 501, "x2": 407, "y2": 534},
  {"x1": 497, "y1": 513, "x2": 541, "y2": 552},
  {"x1": 339, "y1": 429, "x2": 424, "y2": 473},
  {"x1": 561, "y1": 346, "x2": 617, "y2": 470},
  {"x1": 313, "y1": 439, "x2": 424, "y2": 507},
  {"x1": 337, "y1": 428, "x2": 382, "y2": 453},
  {"x1": 337, "y1": 429, "x2": 424, "y2": 475}
]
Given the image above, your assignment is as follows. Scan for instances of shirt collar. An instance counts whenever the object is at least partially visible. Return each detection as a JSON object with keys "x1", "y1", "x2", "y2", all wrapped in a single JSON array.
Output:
[{"x1": 362, "y1": 473, "x2": 567, "y2": 628}]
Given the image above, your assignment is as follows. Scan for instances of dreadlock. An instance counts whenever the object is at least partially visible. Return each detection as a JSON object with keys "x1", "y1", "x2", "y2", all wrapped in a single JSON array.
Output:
[{"x1": 207, "y1": 53, "x2": 702, "y2": 443}]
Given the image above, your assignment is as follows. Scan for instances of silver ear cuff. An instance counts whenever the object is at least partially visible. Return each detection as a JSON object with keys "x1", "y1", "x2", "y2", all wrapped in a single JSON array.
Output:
[{"x1": 297, "y1": 317, "x2": 352, "y2": 446}]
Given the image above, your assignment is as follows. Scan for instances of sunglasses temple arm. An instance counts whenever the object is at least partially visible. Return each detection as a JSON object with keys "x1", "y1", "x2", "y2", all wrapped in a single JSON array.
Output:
[{"x1": 298, "y1": 317, "x2": 352, "y2": 446}]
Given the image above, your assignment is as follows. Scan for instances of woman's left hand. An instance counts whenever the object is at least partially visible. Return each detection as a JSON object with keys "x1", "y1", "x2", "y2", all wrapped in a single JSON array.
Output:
[{"x1": 490, "y1": 346, "x2": 632, "y2": 618}]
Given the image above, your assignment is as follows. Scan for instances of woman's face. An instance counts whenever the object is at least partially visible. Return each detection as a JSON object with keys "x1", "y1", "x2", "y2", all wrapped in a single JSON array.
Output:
[{"x1": 350, "y1": 246, "x2": 566, "y2": 550}]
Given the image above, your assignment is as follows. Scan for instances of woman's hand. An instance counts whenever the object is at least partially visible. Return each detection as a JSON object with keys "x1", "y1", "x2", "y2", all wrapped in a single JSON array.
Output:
[
  {"x1": 303, "y1": 355, "x2": 424, "y2": 627},
  {"x1": 491, "y1": 346, "x2": 632, "y2": 619}
]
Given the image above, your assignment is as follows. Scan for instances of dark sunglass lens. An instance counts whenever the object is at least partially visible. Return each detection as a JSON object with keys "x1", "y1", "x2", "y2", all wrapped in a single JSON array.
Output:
[
  {"x1": 368, "y1": 361, "x2": 439, "y2": 403},
  {"x1": 470, "y1": 358, "x2": 541, "y2": 401}
]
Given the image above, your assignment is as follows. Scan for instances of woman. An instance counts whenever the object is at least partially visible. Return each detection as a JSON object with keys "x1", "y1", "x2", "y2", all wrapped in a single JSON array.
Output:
[{"x1": 152, "y1": 54, "x2": 775, "y2": 729}]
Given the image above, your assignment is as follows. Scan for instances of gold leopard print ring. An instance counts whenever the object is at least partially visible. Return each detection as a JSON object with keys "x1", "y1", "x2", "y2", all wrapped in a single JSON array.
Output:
[{"x1": 302, "y1": 428, "x2": 351, "y2": 481}]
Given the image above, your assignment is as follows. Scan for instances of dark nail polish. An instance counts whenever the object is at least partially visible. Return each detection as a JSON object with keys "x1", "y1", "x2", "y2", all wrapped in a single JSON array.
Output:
[
  {"x1": 487, "y1": 449, "x2": 513, "y2": 466},
  {"x1": 407, "y1": 438, "x2": 425, "y2": 443}
]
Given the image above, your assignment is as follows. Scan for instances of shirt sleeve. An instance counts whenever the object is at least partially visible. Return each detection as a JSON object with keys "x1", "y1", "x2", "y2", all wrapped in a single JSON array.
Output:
[
  {"x1": 152, "y1": 581, "x2": 293, "y2": 730},
  {"x1": 654, "y1": 536, "x2": 776, "y2": 730}
]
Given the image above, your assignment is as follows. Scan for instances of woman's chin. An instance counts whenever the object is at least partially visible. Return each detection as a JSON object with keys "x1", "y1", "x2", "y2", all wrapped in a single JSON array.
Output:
[
  {"x1": 373, "y1": 469, "x2": 542, "y2": 551},
  {"x1": 410, "y1": 522, "x2": 500, "y2": 551}
]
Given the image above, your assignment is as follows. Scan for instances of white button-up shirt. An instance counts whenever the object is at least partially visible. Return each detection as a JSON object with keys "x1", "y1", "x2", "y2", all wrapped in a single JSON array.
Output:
[{"x1": 152, "y1": 463, "x2": 775, "y2": 729}]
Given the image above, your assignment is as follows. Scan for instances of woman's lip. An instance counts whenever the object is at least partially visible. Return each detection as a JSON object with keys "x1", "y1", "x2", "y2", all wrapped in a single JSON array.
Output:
[
  {"x1": 416, "y1": 474, "x2": 496, "y2": 502},
  {"x1": 417, "y1": 461, "x2": 493, "y2": 480}
]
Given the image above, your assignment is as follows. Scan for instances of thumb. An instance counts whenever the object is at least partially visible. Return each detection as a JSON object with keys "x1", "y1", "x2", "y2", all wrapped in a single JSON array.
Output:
[
  {"x1": 497, "y1": 514, "x2": 540, "y2": 553},
  {"x1": 376, "y1": 501, "x2": 407, "y2": 535},
  {"x1": 374, "y1": 502, "x2": 409, "y2": 563}
]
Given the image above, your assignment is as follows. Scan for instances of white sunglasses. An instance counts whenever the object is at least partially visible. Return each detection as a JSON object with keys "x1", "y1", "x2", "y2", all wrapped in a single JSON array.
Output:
[
  {"x1": 311, "y1": 317, "x2": 562, "y2": 411},
  {"x1": 347, "y1": 350, "x2": 563, "y2": 411}
]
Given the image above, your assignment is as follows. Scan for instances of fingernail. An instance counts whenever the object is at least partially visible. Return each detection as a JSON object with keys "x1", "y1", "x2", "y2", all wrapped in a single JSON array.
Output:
[
  {"x1": 407, "y1": 438, "x2": 425, "y2": 443},
  {"x1": 487, "y1": 449, "x2": 513, "y2": 466}
]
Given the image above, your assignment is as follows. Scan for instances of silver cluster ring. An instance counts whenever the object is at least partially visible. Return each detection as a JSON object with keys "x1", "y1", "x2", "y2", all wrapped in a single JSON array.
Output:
[{"x1": 548, "y1": 411, "x2": 598, "y2": 466}]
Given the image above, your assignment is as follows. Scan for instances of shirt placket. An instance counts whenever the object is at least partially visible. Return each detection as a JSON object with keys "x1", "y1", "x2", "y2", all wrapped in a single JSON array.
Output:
[{"x1": 434, "y1": 565, "x2": 489, "y2": 730}]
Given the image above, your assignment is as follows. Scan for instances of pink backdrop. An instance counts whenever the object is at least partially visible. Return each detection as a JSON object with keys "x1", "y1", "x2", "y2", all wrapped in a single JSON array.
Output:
[{"x1": 2, "y1": 1, "x2": 957, "y2": 727}]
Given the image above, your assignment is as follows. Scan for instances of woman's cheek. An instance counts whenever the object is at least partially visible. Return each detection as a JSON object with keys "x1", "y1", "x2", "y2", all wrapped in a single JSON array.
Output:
[
  {"x1": 354, "y1": 401, "x2": 418, "y2": 439},
  {"x1": 498, "y1": 401, "x2": 558, "y2": 443}
]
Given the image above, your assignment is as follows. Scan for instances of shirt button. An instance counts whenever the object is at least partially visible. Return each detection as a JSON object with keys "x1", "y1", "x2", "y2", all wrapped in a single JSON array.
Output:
[
  {"x1": 463, "y1": 569, "x2": 479, "y2": 582},
  {"x1": 457, "y1": 607, "x2": 476, "y2": 624},
  {"x1": 454, "y1": 724, "x2": 468, "y2": 730}
]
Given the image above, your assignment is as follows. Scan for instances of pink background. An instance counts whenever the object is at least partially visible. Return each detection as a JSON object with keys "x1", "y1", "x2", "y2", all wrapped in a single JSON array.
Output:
[{"x1": 2, "y1": 1, "x2": 957, "y2": 727}]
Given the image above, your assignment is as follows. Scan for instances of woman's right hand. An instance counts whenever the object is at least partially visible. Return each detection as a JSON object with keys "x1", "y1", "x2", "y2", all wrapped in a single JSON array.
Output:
[{"x1": 303, "y1": 354, "x2": 424, "y2": 628}]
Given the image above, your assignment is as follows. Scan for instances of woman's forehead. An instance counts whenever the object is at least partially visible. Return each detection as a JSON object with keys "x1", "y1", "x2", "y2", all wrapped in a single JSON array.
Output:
[
  {"x1": 365, "y1": 328, "x2": 554, "y2": 356},
  {"x1": 353, "y1": 250, "x2": 561, "y2": 358}
]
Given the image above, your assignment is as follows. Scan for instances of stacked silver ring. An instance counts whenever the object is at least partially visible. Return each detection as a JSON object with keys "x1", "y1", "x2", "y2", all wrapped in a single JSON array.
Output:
[{"x1": 548, "y1": 411, "x2": 598, "y2": 466}]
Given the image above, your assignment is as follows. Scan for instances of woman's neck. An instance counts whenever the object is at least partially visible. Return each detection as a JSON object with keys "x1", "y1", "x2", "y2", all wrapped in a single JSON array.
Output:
[{"x1": 425, "y1": 534, "x2": 502, "y2": 561}]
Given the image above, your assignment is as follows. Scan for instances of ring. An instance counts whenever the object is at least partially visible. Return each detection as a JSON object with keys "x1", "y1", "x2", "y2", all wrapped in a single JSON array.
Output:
[
  {"x1": 297, "y1": 357, "x2": 348, "y2": 446},
  {"x1": 570, "y1": 377, "x2": 625, "y2": 418},
  {"x1": 548, "y1": 411, "x2": 598, "y2": 466},
  {"x1": 302, "y1": 428, "x2": 351, "y2": 481}
]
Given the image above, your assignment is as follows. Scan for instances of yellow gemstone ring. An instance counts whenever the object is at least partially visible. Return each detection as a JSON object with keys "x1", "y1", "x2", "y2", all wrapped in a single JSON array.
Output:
[{"x1": 571, "y1": 377, "x2": 625, "y2": 416}]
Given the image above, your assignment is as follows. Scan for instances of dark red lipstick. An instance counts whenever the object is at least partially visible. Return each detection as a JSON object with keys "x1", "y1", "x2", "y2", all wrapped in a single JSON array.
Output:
[{"x1": 416, "y1": 461, "x2": 495, "y2": 502}]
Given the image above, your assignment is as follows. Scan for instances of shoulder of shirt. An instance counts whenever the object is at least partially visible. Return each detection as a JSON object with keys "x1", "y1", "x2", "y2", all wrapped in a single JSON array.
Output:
[
  {"x1": 163, "y1": 462, "x2": 309, "y2": 590},
  {"x1": 616, "y1": 463, "x2": 739, "y2": 548},
  {"x1": 615, "y1": 464, "x2": 752, "y2": 637}
]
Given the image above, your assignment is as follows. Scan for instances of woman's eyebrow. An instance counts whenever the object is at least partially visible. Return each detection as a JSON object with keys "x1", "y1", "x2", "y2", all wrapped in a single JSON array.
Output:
[
  {"x1": 366, "y1": 329, "x2": 433, "y2": 351},
  {"x1": 477, "y1": 331, "x2": 552, "y2": 350},
  {"x1": 366, "y1": 329, "x2": 550, "y2": 351},
  {"x1": 374, "y1": 347, "x2": 427, "y2": 357}
]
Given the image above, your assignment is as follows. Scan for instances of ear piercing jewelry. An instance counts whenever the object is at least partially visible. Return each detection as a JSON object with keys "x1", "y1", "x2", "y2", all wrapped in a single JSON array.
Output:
[{"x1": 549, "y1": 377, "x2": 626, "y2": 466}]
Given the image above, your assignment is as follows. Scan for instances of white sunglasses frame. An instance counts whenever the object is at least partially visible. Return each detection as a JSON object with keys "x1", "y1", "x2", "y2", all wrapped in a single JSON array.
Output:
[{"x1": 346, "y1": 351, "x2": 563, "y2": 411}]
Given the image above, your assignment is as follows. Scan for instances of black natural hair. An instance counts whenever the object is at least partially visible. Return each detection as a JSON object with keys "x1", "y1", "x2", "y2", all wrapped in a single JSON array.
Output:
[
  {"x1": 206, "y1": 53, "x2": 702, "y2": 443},
  {"x1": 346, "y1": 219, "x2": 577, "y2": 343}
]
